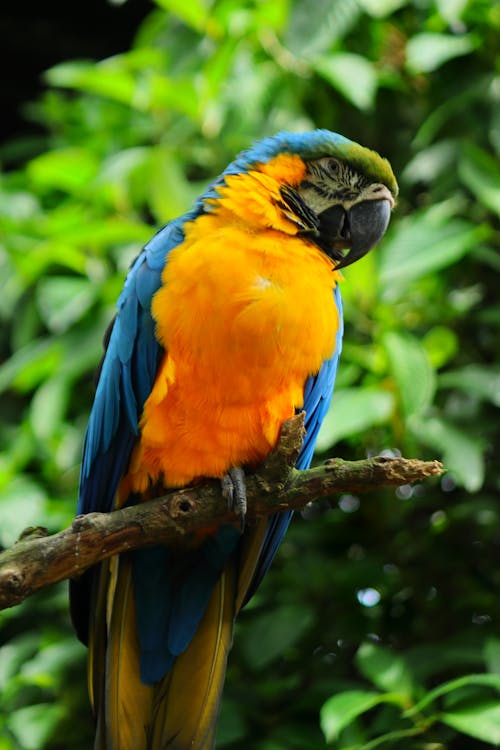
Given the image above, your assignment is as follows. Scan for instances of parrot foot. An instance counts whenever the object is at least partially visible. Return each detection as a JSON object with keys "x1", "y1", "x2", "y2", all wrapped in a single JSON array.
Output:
[{"x1": 221, "y1": 467, "x2": 247, "y2": 531}]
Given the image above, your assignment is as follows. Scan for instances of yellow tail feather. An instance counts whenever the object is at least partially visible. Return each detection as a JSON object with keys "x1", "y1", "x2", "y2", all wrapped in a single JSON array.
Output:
[
  {"x1": 147, "y1": 563, "x2": 236, "y2": 750},
  {"x1": 90, "y1": 556, "x2": 154, "y2": 750},
  {"x1": 89, "y1": 558, "x2": 238, "y2": 750},
  {"x1": 88, "y1": 521, "x2": 269, "y2": 749},
  {"x1": 235, "y1": 517, "x2": 269, "y2": 614}
]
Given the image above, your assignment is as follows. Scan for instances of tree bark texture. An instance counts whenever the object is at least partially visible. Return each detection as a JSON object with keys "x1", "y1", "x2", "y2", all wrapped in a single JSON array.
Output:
[{"x1": 0, "y1": 415, "x2": 443, "y2": 611}]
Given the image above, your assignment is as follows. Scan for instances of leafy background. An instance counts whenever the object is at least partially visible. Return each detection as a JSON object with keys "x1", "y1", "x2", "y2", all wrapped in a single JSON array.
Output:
[{"x1": 0, "y1": 0, "x2": 499, "y2": 748}]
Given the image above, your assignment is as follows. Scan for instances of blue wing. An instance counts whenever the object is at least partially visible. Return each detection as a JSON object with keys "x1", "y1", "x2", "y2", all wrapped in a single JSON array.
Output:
[
  {"x1": 77, "y1": 212, "x2": 200, "y2": 517},
  {"x1": 71, "y1": 212, "x2": 200, "y2": 644},
  {"x1": 242, "y1": 284, "x2": 344, "y2": 601}
]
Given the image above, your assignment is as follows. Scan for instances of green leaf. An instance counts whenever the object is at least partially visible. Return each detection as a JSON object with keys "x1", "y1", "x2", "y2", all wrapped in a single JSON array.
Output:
[
  {"x1": 358, "y1": 0, "x2": 408, "y2": 17},
  {"x1": 286, "y1": 0, "x2": 361, "y2": 57},
  {"x1": 0, "y1": 188, "x2": 40, "y2": 220},
  {"x1": 253, "y1": 0, "x2": 289, "y2": 30},
  {"x1": 7, "y1": 703, "x2": 64, "y2": 750},
  {"x1": 98, "y1": 146, "x2": 151, "y2": 197},
  {"x1": 356, "y1": 642, "x2": 416, "y2": 698},
  {"x1": 46, "y1": 61, "x2": 137, "y2": 107},
  {"x1": 436, "y1": 0, "x2": 469, "y2": 24},
  {"x1": 0, "y1": 339, "x2": 58, "y2": 394},
  {"x1": 20, "y1": 641, "x2": 83, "y2": 689},
  {"x1": 315, "y1": 387, "x2": 394, "y2": 451},
  {"x1": 313, "y1": 53, "x2": 377, "y2": 110},
  {"x1": 442, "y1": 701, "x2": 500, "y2": 744},
  {"x1": 406, "y1": 32, "x2": 478, "y2": 73},
  {"x1": 149, "y1": 147, "x2": 200, "y2": 221},
  {"x1": 36, "y1": 277, "x2": 96, "y2": 333},
  {"x1": 320, "y1": 690, "x2": 400, "y2": 742},
  {"x1": 378, "y1": 205, "x2": 482, "y2": 299},
  {"x1": 29, "y1": 377, "x2": 70, "y2": 442},
  {"x1": 439, "y1": 365, "x2": 500, "y2": 406},
  {"x1": 241, "y1": 605, "x2": 313, "y2": 669},
  {"x1": 0, "y1": 478, "x2": 47, "y2": 547},
  {"x1": 147, "y1": 74, "x2": 200, "y2": 118},
  {"x1": 0, "y1": 634, "x2": 40, "y2": 691},
  {"x1": 27, "y1": 148, "x2": 99, "y2": 194},
  {"x1": 422, "y1": 326, "x2": 458, "y2": 369},
  {"x1": 57, "y1": 326, "x2": 105, "y2": 381},
  {"x1": 15, "y1": 239, "x2": 88, "y2": 281},
  {"x1": 349, "y1": 726, "x2": 426, "y2": 750},
  {"x1": 459, "y1": 143, "x2": 500, "y2": 217},
  {"x1": 340, "y1": 249, "x2": 378, "y2": 310},
  {"x1": 413, "y1": 79, "x2": 490, "y2": 150},
  {"x1": 47, "y1": 56, "x2": 199, "y2": 117},
  {"x1": 340, "y1": 341, "x2": 386, "y2": 375},
  {"x1": 484, "y1": 638, "x2": 500, "y2": 676},
  {"x1": 410, "y1": 416, "x2": 485, "y2": 492},
  {"x1": 384, "y1": 332, "x2": 436, "y2": 419},
  {"x1": 152, "y1": 0, "x2": 209, "y2": 32},
  {"x1": 49, "y1": 218, "x2": 151, "y2": 248},
  {"x1": 405, "y1": 672, "x2": 500, "y2": 716},
  {"x1": 217, "y1": 699, "x2": 247, "y2": 747},
  {"x1": 402, "y1": 140, "x2": 457, "y2": 186}
]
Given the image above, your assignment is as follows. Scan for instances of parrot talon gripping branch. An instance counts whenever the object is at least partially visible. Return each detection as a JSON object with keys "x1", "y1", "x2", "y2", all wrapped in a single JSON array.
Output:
[
  {"x1": 220, "y1": 465, "x2": 247, "y2": 530},
  {"x1": 70, "y1": 130, "x2": 399, "y2": 750}
]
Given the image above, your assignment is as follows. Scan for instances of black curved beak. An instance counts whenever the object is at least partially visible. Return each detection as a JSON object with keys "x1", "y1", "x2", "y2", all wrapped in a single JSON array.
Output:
[{"x1": 318, "y1": 198, "x2": 392, "y2": 269}]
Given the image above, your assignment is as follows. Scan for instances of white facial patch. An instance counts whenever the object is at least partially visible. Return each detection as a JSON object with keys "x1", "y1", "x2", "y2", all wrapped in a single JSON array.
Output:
[{"x1": 298, "y1": 157, "x2": 370, "y2": 214}]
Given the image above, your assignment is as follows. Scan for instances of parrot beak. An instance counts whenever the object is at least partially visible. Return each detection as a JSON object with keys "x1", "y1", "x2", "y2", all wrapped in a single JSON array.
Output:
[{"x1": 318, "y1": 198, "x2": 392, "y2": 269}]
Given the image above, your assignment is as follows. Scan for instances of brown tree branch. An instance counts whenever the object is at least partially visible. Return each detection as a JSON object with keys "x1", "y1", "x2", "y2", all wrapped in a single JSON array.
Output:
[{"x1": 0, "y1": 414, "x2": 443, "y2": 611}]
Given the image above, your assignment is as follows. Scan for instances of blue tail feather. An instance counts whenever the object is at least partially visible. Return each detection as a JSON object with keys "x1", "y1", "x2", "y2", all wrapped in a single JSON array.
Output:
[{"x1": 133, "y1": 527, "x2": 240, "y2": 684}]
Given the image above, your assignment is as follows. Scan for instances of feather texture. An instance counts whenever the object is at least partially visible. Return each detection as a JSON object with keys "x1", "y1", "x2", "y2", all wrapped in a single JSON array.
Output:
[
  {"x1": 71, "y1": 130, "x2": 398, "y2": 750},
  {"x1": 147, "y1": 563, "x2": 237, "y2": 750},
  {"x1": 91, "y1": 557, "x2": 154, "y2": 750}
]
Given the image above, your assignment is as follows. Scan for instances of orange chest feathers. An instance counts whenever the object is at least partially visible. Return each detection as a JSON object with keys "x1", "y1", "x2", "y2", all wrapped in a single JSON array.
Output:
[{"x1": 121, "y1": 212, "x2": 341, "y2": 498}]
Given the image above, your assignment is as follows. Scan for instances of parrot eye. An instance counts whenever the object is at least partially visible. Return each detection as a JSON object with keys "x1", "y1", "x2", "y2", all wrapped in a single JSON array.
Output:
[
  {"x1": 308, "y1": 157, "x2": 342, "y2": 180},
  {"x1": 325, "y1": 158, "x2": 342, "y2": 176}
]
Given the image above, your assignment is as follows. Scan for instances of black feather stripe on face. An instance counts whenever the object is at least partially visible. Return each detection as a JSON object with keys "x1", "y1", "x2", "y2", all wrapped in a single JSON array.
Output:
[{"x1": 278, "y1": 185, "x2": 321, "y2": 233}]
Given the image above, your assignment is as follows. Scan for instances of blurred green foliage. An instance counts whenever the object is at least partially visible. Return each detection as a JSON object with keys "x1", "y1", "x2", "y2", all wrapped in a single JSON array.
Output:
[{"x1": 0, "y1": 0, "x2": 499, "y2": 748}]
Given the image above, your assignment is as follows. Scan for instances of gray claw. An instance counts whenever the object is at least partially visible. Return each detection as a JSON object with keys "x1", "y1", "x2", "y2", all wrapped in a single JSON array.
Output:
[{"x1": 221, "y1": 466, "x2": 247, "y2": 531}]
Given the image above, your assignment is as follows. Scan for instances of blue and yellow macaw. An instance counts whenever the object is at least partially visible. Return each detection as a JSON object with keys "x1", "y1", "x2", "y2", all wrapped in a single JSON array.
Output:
[{"x1": 70, "y1": 130, "x2": 398, "y2": 749}]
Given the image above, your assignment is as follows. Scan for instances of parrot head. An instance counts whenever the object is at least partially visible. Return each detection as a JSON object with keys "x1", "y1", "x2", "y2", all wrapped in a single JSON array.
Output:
[
  {"x1": 217, "y1": 129, "x2": 398, "y2": 270},
  {"x1": 294, "y1": 155, "x2": 396, "y2": 269}
]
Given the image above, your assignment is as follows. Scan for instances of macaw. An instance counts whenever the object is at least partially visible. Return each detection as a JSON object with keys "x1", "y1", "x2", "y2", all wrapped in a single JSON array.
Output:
[{"x1": 70, "y1": 129, "x2": 398, "y2": 750}]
